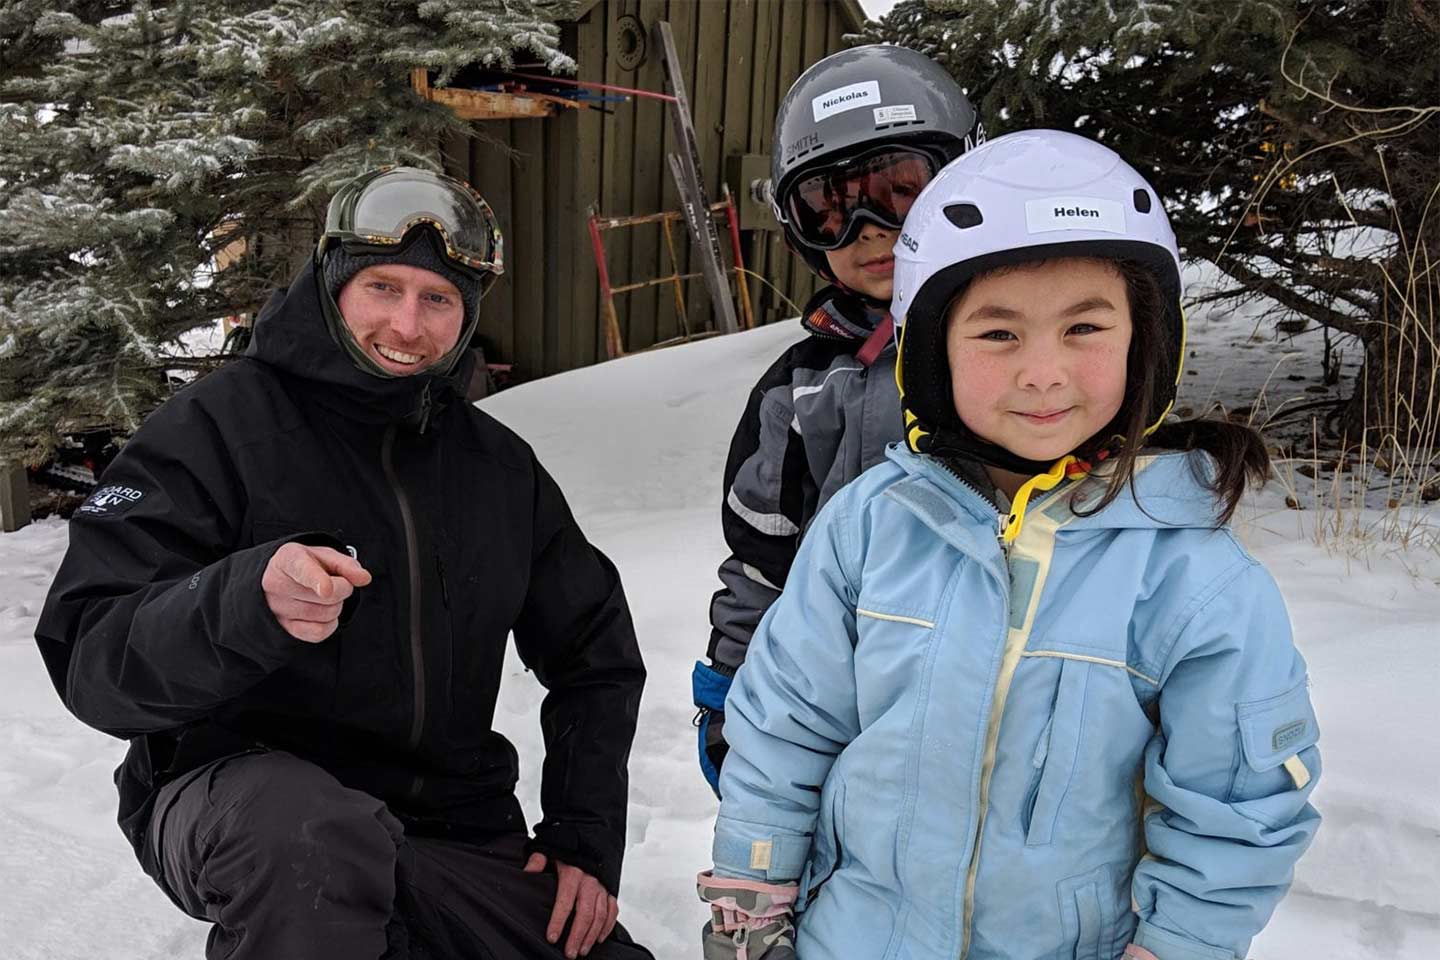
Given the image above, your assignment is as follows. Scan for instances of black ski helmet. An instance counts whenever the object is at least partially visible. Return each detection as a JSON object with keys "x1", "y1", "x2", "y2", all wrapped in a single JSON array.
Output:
[{"x1": 771, "y1": 45, "x2": 983, "y2": 287}]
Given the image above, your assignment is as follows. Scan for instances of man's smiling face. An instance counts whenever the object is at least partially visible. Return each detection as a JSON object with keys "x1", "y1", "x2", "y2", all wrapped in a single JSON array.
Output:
[{"x1": 336, "y1": 263, "x2": 465, "y2": 375}]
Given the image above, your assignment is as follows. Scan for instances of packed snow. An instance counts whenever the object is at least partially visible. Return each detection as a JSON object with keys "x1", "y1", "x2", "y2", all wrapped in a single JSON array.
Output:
[{"x1": 2, "y1": 303, "x2": 1438, "y2": 957}]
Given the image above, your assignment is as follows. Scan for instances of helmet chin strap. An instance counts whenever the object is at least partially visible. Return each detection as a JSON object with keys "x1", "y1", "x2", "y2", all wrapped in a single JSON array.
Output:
[
  {"x1": 929, "y1": 423, "x2": 1128, "y2": 544},
  {"x1": 926, "y1": 427, "x2": 1062, "y2": 479}
]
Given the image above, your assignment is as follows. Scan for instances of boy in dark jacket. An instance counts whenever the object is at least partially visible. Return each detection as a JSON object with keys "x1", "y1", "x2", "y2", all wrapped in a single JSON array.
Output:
[
  {"x1": 36, "y1": 167, "x2": 651, "y2": 960},
  {"x1": 695, "y1": 46, "x2": 983, "y2": 793}
]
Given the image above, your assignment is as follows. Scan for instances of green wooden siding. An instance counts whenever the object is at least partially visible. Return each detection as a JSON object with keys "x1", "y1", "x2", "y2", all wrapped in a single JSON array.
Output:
[{"x1": 452, "y1": 0, "x2": 863, "y2": 381}]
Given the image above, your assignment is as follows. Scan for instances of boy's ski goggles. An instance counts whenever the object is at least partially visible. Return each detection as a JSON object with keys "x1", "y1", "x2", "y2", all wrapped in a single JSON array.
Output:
[
  {"x1": 784, "y1": 147, "x2": 938, "y2": 251},
  {"x1": 318, "y1": 167, "x2": 505, "y2": 277}
]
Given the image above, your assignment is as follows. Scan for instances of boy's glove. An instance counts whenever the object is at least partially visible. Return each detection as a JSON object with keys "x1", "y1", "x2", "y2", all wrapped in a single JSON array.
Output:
[
  {"x1": 697, "y1": 871, "x2": 798, "y2": 960},
  {"x1": 693, "y1": 662, "x2": 733, "y2": 796}
]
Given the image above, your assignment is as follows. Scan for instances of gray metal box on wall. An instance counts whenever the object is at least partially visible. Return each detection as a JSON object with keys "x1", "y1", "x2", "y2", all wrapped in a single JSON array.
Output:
[{"x1": 727, "y1": 153, "x2": 779, "y2": 232}]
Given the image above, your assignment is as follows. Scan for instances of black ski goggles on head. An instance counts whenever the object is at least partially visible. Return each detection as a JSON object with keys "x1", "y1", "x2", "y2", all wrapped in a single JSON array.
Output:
[
  {"x1": 318, "y1": 167, "x2": 505, "y2": 278},
  {"x1": 784, "y1": 146, "x2": 939, "y2": 251}
]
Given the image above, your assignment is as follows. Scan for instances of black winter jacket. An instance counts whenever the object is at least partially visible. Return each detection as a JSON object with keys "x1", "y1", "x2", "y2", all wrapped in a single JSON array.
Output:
[
  {"x1": 706, "y1": 286, "x2": 898, "y2": 670},
  {"x1": 35, "y1": 264, "x2": 645, "y2": 894}
]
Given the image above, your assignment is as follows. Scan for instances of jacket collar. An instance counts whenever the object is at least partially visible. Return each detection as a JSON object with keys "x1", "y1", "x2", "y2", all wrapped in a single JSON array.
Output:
[
  {"x1": 800, "y1": 285, "x2": 889, "y2": 341},
  {"x1": 884, "y1": 444, "x2": 1224, "y2": 534}
]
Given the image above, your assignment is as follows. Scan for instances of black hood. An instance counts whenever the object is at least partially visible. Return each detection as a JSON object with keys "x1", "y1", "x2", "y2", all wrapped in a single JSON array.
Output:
[{"x1": 245, "y1": 261, "x2": 473, "y2": 429}]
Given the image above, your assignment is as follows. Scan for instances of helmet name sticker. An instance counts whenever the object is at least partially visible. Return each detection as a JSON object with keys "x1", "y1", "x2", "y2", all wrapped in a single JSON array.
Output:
[
  {"x1": 1024, "y1": 197, "x2": 1125, "y2": 235},
  {"x1": 874, "y1": 104, "x2": 917, "y2": 125},
  {"x1": 812, "y1": 80, "x2": 881, "y2": 122}
]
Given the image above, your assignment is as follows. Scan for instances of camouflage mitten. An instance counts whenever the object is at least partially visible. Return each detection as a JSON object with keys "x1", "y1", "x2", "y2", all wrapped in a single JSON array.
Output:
[
  {"x1": 1123, "y1": 947, "x2": 1161, "y2": 960},
  {"x1": 697, "y1": 870, "x2": 798, "y2": 960}
]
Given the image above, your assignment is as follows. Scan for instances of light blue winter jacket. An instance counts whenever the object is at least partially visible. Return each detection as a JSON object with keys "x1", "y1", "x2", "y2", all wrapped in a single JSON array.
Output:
[{"x1": 713, "y1": 444, "x2": 1320, "y2": 960}]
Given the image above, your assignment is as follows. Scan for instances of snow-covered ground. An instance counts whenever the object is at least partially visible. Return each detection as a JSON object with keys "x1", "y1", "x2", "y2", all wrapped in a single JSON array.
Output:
[{"x1": 2, "y1": 305, "x2": 1438, "y2": 957}]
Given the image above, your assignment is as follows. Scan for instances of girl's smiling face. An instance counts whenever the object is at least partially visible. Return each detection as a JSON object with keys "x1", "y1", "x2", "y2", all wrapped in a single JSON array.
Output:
[{"x1": 945, "y1": 257, "x2": 1132, "y2": 467}]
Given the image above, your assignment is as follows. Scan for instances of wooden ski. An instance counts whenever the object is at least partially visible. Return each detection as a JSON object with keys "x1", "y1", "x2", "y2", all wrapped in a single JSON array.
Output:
[{"x1": 653, "y1": 20, "x2": 740, "y2": 335}]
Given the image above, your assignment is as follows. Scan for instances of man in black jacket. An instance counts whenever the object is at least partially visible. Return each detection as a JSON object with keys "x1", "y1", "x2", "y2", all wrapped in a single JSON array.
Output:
[{"x1": 35, "y1": 167, "x2": 652, "y2": 960}]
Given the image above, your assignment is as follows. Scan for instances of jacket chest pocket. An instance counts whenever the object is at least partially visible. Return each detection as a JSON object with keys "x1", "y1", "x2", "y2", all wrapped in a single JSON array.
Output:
[
  {"x1": 1023, "y1": 658, "x2": 1090, "y2": 846},
  {"x1": 1021, "y1": 655, "x2": 1154, "y2": 848}
]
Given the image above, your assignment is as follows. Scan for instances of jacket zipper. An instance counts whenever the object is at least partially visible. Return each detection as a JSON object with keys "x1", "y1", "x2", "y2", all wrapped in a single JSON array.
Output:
[
  {"x1": 926, "y1": 455, "x2": 1077, "y2": 956},
  {"x1": 381, "y1": 424, "x2": 427, "y2": 799},
  {"x1": 956, "y1": 475, "x2": 1074, "y2": 958}
]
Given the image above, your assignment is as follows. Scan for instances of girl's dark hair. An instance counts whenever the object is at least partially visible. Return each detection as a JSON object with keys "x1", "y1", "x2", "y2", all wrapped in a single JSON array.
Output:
[{"x1": 1080, "y1": 259, "x2": 1270, "y2": 525}]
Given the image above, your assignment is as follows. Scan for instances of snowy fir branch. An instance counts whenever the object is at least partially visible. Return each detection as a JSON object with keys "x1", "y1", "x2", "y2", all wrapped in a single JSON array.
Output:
[{"x1": 0, "y1": 0, "x2": 572, "y2": 464}]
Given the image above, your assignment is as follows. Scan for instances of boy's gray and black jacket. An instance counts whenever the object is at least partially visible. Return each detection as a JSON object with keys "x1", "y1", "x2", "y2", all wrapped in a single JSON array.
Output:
[
  {"x1": 695, "y1": 286, "x2": 899, "y2": 791},
  {"x1": 35, "y1": 263, "x2": 645, "y2": 896}
]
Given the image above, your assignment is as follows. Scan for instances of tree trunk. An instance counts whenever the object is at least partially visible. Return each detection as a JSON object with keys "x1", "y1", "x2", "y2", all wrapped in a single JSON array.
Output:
[
  {"x1": 0, "y1": 463, "x2": 30, "y2": 533},
  {"x1": 1341, "y1": 283, "x2": 1440, "y2": 477}
]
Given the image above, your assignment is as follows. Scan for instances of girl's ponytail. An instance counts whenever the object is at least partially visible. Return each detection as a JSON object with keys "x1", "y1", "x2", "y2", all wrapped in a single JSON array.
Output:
[
  {"x1": 1146, "y1": 418, "x2": 1271, "y2": 524},
  {"x1": 1082, "y1": 261, "x2": 1271, "y2": 525}
]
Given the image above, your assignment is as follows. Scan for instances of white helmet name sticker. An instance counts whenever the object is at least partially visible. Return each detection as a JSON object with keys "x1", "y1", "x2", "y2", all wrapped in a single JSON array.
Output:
[
  {"x1": 874, "y1": 104, "x2": 917, "y2": 125},
  {"x1": 1025, "y1": 197, "x2": 1126, "y2": 235},
  {"x1": 812, "y1": 81, "x2": 881, "y2": 122}
]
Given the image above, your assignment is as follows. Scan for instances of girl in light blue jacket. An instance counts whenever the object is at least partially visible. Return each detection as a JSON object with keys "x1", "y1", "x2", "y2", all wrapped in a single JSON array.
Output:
[{"x1": 698, "y1": 130, "x2": 1320, "y2": 960}]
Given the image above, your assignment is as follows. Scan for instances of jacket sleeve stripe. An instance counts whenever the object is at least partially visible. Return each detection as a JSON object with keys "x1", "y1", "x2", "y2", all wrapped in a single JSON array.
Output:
[{"x1": 727, "y1": 487, "x2": 800, "y2": 537}]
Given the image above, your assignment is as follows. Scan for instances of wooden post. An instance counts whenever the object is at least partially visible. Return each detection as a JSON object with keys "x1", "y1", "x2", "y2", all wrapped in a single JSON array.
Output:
[{"x1": 0, "y1": 463, "x2": 30, "y2": 533}]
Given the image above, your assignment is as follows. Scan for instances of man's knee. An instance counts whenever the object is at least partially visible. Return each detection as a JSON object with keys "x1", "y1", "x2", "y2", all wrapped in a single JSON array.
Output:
[
  {"x1": 190, "y1": 751, "x2": 403, "y2": 894},
  {"x1": 154, "y1": 751, "x2": 404, "y2": 922}
]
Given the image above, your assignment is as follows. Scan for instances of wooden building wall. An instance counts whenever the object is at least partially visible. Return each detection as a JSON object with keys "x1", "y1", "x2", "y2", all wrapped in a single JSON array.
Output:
[{"x1": 447, "y1": 0, "x2": 864, "y2": 381}]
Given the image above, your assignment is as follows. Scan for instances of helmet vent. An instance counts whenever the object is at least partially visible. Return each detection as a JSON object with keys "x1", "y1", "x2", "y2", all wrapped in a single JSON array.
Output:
[
  {"x1": 873, "y1": 119, "x2": 927, "y2": 131},
  {"x1": 791, "y1": 140, "x2": 825, "y2": 163},
  {"x1": 943, "y1": 203, "x2": 984, "y2": 229},
  {"x1": 1133, "y1": 188, "x2": 1152, "y2": 213}
]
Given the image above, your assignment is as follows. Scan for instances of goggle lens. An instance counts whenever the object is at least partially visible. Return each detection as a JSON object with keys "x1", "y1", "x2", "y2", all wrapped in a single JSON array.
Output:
[{"x1": 787, "y1": 149, "x2": 936, "y2": 249}]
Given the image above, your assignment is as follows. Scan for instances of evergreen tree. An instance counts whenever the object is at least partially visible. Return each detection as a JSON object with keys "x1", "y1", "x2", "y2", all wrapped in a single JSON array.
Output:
[
  {"x1": 0, "y1": 1, "x2": 575, "y2": 465},
  {"x1": 862, "y1": 0, "x2": 1439, "y2": 446}
]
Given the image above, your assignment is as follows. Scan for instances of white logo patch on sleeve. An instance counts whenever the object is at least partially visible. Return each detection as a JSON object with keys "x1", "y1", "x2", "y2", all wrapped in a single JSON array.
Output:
[
  {"x1": 812, "y1": 80, "x2": 880, "y2": 121},
  {"x1": 874, "y1": 104, "x2": 917, "y2": 125},
  {"x1": 1025, "y1": 197, "x2": 1126, "y2": 234},
  {"x1": 78, "y1": 484, "x2": 146, "y2": 517}
]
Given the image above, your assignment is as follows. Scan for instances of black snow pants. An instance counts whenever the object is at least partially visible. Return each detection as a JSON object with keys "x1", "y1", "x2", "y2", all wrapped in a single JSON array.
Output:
[{"x1": 146, "y1": 750, "x2": 655, "y2": 960}]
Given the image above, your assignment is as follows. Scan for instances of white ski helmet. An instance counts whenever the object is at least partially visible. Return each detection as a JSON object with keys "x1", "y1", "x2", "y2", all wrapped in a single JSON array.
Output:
[{"x1": 891, "y1": 129, "x2": 1186, "y2": 471}]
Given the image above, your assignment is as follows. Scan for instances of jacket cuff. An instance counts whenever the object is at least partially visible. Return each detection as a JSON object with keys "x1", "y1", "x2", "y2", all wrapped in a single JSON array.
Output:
[
  {"x1": 1132, "y1": 920, "x2": 1239, "y2": 960},
  {"x1": 693, "y1": 660, "x2": 733, "y2": 710},
  {"x1": 217, "y1": 532, "x2": 361, "y2": 668},
  {"x1": 528, "y1": 821, "x2": 623, "y2": 896},
  {"x1": 712, "y1": 821, "x2": 809, "y2": 883}
]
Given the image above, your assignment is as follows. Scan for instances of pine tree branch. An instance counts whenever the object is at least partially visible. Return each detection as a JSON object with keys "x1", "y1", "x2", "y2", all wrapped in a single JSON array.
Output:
[{"x1": 1191, "y1": 246, "x2": 1375, "y2": 338}]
